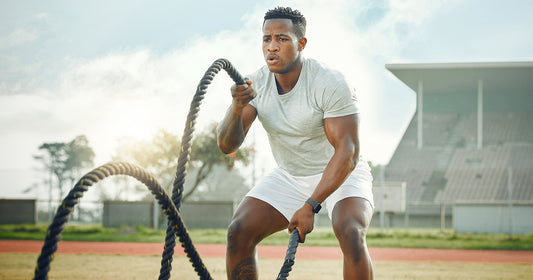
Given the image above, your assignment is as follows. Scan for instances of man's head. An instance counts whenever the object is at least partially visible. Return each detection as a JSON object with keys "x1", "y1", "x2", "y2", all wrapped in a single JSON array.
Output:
[
  {"x1": 262, "y1": 7, "x2": 307, "y2": 75},
  {"x1": 263, "y1": 7, "x2": 306, "y2": 39}
]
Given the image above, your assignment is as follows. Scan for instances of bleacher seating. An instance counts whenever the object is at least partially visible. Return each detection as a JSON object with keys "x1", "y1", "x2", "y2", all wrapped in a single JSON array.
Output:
[
  {"x1": 386, "y1": 110, "x2": 533, "y2": 205},
  {"x1": 436, "y1": 146, "x2": 511, "y2": 203},
  {"x1": 422, "y1": 113, "x2": 459, "y2": 146},
  {"x1": 515, "y1": 111, "x2": 533, "y2": 142},
  {"x1": 483, "y1": 112, "x2": 519, "y2": 145}
]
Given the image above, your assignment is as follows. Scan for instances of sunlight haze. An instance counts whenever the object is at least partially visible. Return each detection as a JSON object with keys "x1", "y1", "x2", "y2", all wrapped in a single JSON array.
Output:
[{"x1": 1, "y1": 0, "x2": 532, "y2": 199}]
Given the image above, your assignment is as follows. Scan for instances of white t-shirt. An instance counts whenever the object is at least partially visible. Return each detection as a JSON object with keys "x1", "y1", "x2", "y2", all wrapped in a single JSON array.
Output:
[{"x1": 248, "y1": 58, "x2": 359, "y2": 176}]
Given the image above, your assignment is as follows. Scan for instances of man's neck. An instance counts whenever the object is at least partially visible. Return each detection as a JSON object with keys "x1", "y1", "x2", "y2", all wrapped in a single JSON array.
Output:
[{"x1": 274, "y1": 58, "x2": 304, "y2": 95}]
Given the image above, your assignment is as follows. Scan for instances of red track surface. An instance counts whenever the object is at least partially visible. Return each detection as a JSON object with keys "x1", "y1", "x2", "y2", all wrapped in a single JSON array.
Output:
[{"x1": 1, "y1": 240, "x2": 532, "y2": 263}]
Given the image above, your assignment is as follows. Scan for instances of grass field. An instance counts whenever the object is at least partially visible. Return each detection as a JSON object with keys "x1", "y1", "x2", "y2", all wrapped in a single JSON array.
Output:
[
  {"x1": 1, "y1": 223, "x2": 532, "y2": 250},
  {"x1": 2, "y1": 253, "x2": 532, "y2": 280}
]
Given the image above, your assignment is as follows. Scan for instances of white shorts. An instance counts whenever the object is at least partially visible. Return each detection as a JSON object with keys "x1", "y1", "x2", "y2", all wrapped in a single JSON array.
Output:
[{"x1": 244, "y1": 159, "x2": 374, "y2": 222}]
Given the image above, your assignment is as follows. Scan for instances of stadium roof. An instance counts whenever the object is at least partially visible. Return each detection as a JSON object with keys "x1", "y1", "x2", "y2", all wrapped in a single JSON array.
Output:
[{"x1": 386, "y1": 61, "x2": 533, "y2": 95}]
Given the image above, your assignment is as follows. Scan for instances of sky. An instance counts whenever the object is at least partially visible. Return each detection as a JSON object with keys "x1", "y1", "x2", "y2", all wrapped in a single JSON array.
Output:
[{"x1": 1, "y1": 0, "x2": 532, "y2": 199}]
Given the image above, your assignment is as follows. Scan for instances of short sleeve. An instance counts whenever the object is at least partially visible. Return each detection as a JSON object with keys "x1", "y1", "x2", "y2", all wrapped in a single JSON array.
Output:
[{"x1": 322, "y1": 81, "x2": 359, "y2": 119}]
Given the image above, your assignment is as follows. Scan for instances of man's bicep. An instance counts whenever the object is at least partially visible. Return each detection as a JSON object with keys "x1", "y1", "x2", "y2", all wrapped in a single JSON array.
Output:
[{"x1": 323, "y1": 114, "x2": 359, "y2": 149}]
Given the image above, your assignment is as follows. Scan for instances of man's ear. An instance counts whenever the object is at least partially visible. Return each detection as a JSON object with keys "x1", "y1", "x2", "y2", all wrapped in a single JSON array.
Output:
[{"x1": 298, "y1": 37, "x2": 307, "y2": 51}]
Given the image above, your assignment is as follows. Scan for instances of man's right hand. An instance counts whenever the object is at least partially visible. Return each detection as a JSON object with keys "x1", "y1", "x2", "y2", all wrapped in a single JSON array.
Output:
[
  {"x1": 217, "y1": 79, "x2": 257, "y2": 154},
  {"x1": 231, "y1": 80, "x2": 256, "y2": 115}
]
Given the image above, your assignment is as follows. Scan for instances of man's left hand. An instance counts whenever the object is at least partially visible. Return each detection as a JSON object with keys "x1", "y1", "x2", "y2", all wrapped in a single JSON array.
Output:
[{"x1": 288, "y1": 203, "x2": 315, "y2": 243}]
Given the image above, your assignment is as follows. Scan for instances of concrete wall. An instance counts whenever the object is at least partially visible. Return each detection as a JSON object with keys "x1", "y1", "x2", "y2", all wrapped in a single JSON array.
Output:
[
  {"x1": 0, "y1": 199, "x2": 37, "y2": 224},
  {"x1": 103, "y1": 200, "x2": 234, "y2": 229},
  {"x1": 103, "y1": 201, "x2": 153, "y2": 228},
  {"x1": 180, "y1": 201, "x2": 234, "y2": 229},
  {"x1": 373, "y1": 182, "x2": 407, "y2": 212},
  {"x1": 369, "y1": 204, "x2": 453, "y2": 229},
  {"x1": 317, "y1": 203, "x2": 454, "y2": 229},
  {"x1": 454, "y1": 203, "x2": 533, "y2": 234}
]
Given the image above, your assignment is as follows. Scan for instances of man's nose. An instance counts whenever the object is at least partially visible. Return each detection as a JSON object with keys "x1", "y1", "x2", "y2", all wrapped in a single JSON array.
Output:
[{"x1": 267, "y1": 41, "x2": 279, "y2": 52}]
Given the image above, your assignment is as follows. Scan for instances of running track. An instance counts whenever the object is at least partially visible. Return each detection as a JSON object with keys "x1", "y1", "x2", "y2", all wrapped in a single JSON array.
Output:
[{"x1": 1, "y1": 240, "x2": 532, "y2": 263}]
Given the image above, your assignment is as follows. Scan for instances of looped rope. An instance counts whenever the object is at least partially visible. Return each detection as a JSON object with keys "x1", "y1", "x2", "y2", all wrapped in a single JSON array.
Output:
[
  {"x1": 32, "y1": 59, "x2": 300, "y2": 280},
  {"x1": 32, "y1": 162, "x2": 209, "y2": 280}
]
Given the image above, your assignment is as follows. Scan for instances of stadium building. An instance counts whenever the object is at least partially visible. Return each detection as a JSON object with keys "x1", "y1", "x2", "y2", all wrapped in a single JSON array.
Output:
[{"x1": 378, "y1": 61, "x2": 533, "y2": 234}]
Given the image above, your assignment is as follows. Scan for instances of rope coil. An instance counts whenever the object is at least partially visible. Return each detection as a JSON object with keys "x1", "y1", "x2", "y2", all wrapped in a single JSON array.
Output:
[{"x1": 33, "y1": 59, "x2": 299, "y2": 280}]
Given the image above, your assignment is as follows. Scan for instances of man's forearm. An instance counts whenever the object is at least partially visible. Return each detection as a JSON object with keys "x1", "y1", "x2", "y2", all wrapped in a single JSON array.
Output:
[
  {"x1": 217, "y1": 105, "x2": 246, "y2": 154},
  {"x1": 311, "y1": 145, "x2": 359, "y2": 203}
]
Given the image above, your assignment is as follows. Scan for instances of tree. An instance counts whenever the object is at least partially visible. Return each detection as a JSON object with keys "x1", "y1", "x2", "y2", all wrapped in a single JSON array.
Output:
[
  {"x1": 110, "y1": 123, "x2": 252, "y2": 202},
  {"x1": 34, "y1": 142, "x2": 65, "y2": 222},
  {"x1": 187, "y1": 123, "x2": 250, "y2": 201},
  {"x1": 64, "y1": 135, "x2": 97, "y2": 187},
  {"x1": 107, "y1": 130, "x2": 180, "y2": 200},
  {"x1": 33, "y1": 135, "x2": 95, "y2": 221},
  {"x1": 192, "y1": 165, "x2": 250, "y2": 201}
]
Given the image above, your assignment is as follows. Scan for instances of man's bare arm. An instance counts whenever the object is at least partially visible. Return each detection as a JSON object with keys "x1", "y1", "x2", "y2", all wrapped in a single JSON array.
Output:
[
  {"x1": 217, "y1": 81, "x2": 257, "y2": 154},
  {"x1": 312, "y1": 113, "x2": 360, "y2": 202},
  {"x1": 288, "y1": 114, "x2": 360, "y2": 242}
]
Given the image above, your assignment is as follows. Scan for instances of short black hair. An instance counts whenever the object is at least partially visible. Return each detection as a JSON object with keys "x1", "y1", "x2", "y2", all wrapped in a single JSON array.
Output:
[{"x1": 264, "y1": 7, "x2": 306, "y2": 39}]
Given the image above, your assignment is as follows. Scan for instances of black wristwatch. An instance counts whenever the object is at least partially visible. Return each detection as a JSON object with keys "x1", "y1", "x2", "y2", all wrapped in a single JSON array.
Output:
[{"x1": 306, "y1": 198, "x2": 322, "y2": 214}]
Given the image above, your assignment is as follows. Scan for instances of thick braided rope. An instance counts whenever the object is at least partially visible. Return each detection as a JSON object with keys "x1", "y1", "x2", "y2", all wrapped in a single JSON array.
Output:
[
  {"x1": 32, "y1": 162, "x2": 210, "y2": 280},
  {"x1": 172, "y1": 58, "x2": 245, "y2": 209},
  {"x1": 159, "y1": 58, "x2": 245, "y2": 280},
  {"x1": 276, "y1": 229, "x2": 300, "y2": 280}
]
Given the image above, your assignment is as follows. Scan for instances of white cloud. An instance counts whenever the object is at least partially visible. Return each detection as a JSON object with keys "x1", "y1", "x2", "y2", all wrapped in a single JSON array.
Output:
[
  {"x1": 0, "y1": 28, "x2": 264, "y2": 170},
  {"x1": 0, "y1": 0, "x2": 454, "y2": 175},
  {"x1": 0, "y1": 28, "x2": 38, "y2": 49}
]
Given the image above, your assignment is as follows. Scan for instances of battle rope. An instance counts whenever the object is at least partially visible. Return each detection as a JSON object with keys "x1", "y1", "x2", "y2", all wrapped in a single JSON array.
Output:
[
  {"x1": 159, "y1": 58, "x2": 245, "y2": 280},
  {"x1": 277, "y1": 229, "x2": 300, "y2": 280},
  {"x1": 32, "y1": 162, "x2": 208, "y2": 280},
  {"x1": 32, "y1": 59, "x2": 300, "y2": 280}
]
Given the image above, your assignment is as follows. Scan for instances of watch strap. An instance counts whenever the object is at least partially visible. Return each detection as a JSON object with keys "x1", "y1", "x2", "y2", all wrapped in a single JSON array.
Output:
[{"x1": 306, "y1": 198, "x2": 322, "y2": 214}]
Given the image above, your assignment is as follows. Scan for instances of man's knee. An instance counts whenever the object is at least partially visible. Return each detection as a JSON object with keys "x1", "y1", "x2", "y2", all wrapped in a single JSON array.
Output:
[
  {"x1": 333, "y1": 218, "x2": 368, "y2": 246},
  {"x1": 227, "y1": 218, "x2": 262, "y2": 254},
  {"x1": 334, "y1": 220, "x2": 368, "y2": 261},
  {"x1": 227, "y1": 219, "x2": 246, "y2": 254},
  {"x1": 227, "y1": 219, "x2": 240, "y2": 241}
]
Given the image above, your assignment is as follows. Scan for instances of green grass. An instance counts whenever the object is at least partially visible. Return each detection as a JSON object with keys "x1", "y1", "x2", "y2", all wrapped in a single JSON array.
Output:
[
  {"x1": 1, "y1": 223, "x2": 532, "y2": 250},
  {"x1": 366, "y1": 227, "x2": 533, "y2": 250}
]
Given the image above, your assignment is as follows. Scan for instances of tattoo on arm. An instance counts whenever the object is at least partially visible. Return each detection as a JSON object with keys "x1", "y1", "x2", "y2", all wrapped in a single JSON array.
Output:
[{"x1": 231, "y1": 257, "x2": 257, "y2": 280}]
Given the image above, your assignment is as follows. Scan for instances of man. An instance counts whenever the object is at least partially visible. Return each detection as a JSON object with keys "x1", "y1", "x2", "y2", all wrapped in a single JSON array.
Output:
[{"x1": 217, "y1": 7, "x2": 374, "y2": 280}]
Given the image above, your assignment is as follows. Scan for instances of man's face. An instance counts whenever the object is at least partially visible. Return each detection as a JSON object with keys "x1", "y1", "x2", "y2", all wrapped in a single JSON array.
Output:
[{"x1": 262, "y1": 18, "x2": 305, "y2": 74}]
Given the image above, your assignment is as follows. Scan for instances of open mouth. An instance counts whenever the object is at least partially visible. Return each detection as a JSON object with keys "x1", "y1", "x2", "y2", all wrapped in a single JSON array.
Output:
[{"x1": 266, "y1": 54, "x2": 279, "y2": 64}]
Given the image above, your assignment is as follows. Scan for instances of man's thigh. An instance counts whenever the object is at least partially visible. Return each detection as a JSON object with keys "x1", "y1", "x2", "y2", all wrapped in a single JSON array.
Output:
[
  {"x1": 331, "y1": 197, "x2": 373, "y2": 230},
  {"x1": 231, "y1": 197, "x2": 289, "y2": 238}
]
